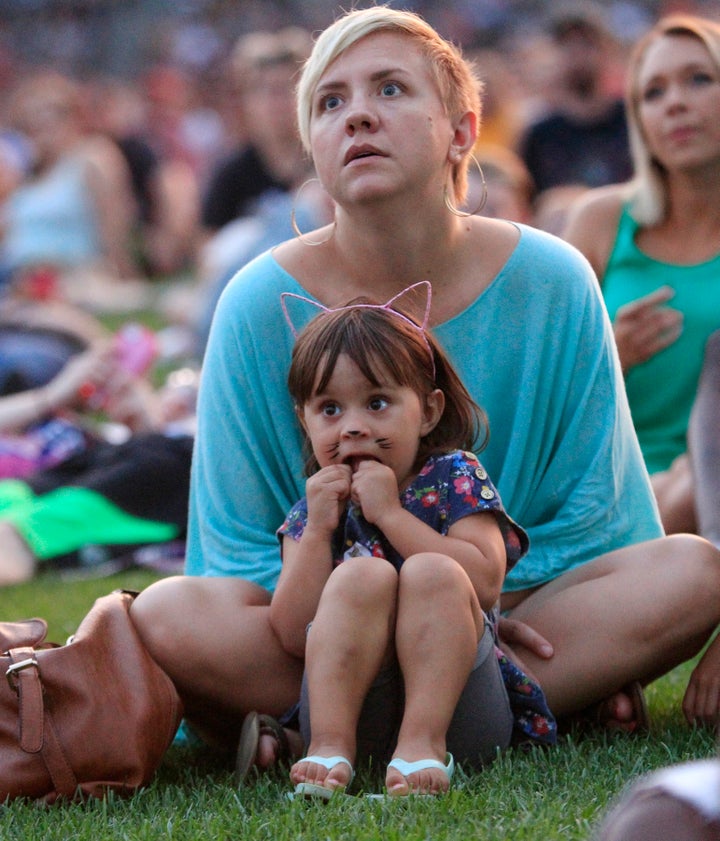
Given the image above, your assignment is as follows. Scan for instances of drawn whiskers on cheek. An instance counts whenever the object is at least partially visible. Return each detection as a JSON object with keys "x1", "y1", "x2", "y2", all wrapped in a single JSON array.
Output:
[
  {"x1": 376, "y1": 438, "x2": 392, "y2": 450},
  {"x1": 326, "y1": 442, "x2": 341, "y2": 460}
]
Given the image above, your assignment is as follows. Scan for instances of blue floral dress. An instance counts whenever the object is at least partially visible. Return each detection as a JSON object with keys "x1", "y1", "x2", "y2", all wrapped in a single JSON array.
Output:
[{"x1": 278, "y1": 450, "x2": 556, "y2": 747}]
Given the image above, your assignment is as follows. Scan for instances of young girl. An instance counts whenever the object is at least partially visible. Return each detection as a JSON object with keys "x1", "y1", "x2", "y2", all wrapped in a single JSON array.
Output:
[{"x1": 270, "y1": 282, "x2": 554, "y2": 799}]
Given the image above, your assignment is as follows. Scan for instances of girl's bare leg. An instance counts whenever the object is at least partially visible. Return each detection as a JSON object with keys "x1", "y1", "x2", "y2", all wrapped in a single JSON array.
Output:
[
  {"x1": 291, "y1": 557, "x2": 397, "y2": 791},
  {"x1": 505, "y1": 535, "x2": 720, "y2": 719},
  {"x1": 130, "y1": 575, "x2": 304, "y2": 749},
  {"x1": 388, "y1": 552, "x2": 482, "y2": 795}
]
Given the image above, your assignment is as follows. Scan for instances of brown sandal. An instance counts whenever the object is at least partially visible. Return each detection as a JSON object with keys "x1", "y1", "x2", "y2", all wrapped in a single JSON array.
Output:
[
  {"x1": 561, "y1": 681, "x2": 650, "y2": 735},
  {"x1": 235, "y1": 711, "x2": 293, "y2": 784},
  {"x1": 618, "y1": 681, "x2": 650, "y2": 733}
]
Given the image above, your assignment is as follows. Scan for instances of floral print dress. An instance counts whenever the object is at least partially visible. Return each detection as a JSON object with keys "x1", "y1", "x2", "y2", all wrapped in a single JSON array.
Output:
[{"x1": 279, "y1": 449, "x2": 556, "y2": 746}]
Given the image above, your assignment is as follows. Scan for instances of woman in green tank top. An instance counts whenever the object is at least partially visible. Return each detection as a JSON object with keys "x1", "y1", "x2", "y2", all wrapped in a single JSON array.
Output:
[{"x1": 564, "y1": 14, "x2": 720, "y2": 539}]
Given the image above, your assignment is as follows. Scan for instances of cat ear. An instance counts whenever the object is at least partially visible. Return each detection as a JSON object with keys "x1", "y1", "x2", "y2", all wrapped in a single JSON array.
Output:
[
  {"x1": 383, "y1": 281, "x2": 432, "y2": 331},
  {"x1": 280, "y1": 292, "x2": 330, "y2": 338}
]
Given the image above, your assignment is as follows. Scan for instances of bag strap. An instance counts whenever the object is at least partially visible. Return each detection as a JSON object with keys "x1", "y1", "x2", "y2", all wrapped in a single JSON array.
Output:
[{"x1": 8, "y1": 647, "x2": 78, "y2": 797}]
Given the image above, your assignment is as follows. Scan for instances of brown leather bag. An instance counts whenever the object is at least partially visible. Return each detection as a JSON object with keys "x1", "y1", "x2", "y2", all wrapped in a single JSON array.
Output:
[{"x1": 0, "y1": 589, "x2": 183, "y2": 803}]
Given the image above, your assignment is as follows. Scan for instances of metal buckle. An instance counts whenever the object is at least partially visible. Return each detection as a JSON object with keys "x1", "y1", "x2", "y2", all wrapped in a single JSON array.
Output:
[{"x1": 6, "y1": 657, "x2": 39, "y2": 693}]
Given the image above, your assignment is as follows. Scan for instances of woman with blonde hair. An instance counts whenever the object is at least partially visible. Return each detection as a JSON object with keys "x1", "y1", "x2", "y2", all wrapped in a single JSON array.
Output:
[
  {"x1": 564, "y1": 15, "x2": 720, "y2": 537},
  {"x1": 130, "y1": 7, "x2": 720, "y2": 780}
]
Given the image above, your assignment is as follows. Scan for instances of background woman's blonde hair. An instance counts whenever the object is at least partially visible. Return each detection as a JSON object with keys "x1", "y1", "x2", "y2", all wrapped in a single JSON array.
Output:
[
  {"x1": 625, "y1": 14, "x2": 720, "y2": 226},
  {"x1": 296, "y1": 5, "x2": 483, "y2": 205}
]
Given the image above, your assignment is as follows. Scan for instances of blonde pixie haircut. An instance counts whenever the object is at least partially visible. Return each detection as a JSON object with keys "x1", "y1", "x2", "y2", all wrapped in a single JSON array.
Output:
[
  {"x1": 296, "y1": 5, "x2": 483, "y2": 205},
  {"x1": 625, "y1": 14, "x2": 720, "y2": 225}
]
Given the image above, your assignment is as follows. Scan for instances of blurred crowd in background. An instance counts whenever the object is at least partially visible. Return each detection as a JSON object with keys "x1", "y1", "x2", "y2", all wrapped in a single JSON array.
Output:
[
  {"x1": 0, "y1": 0, "x2": 716, "y2": 305},
  {"x1": 0, "y1": 0, "x2": 718, "y2": 584}
]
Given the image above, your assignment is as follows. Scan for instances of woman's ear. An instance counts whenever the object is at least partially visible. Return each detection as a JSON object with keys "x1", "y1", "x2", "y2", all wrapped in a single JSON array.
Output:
[
  {"x1": 420, "y1": 388, "x2": 445, "y2": 436},
  {"x1": 448, "y1": 110, "x2": 477, "y2": 162}
]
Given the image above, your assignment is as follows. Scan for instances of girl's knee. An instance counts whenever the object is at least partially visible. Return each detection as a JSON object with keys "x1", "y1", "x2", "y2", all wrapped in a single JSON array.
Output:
[
  {"x1": 399, "y1": 552, "x2": 468, "y2": 595},
  {"x1": 324, "y1": 556, "x2": 397, "y2": 604}
]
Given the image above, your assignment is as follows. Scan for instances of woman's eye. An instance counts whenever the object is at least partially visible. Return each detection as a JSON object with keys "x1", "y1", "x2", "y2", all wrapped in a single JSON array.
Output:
[
  {"x1": 368, "y1": 397, "x2": 388, "y2": 411},
  {"x1": 321, "y1": 94, "x2": 342, "y2": 111},
  {"x1": 380, "y1": 82, "x2": 401, "y2": 97},
  {"x1": 689, "y1": 70, "x2": 714, "y2": 87},
  {"x1": 641, "y1": 83, "x2": 663, "y2": 102}
]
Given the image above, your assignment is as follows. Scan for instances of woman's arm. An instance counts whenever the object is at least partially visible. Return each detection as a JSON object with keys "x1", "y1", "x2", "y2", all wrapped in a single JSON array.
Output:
[
  {"x1": 82, "y1": 136, "x2": 139, "y2": 278},
  {"x1": 563, "y1": 186, "x2": 682, "y2": 372},
  {"x1": 562, "y1": 185, "x2": 625, "y2": 283},
  {"x1": 0, "y1": 342, "x2": 113, "y2": 432}
]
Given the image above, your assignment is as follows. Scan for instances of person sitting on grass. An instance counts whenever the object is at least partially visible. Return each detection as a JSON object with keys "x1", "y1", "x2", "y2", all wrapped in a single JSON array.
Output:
[{"x1": 269, "y1": 283, "x2": 554, "y2": 799}]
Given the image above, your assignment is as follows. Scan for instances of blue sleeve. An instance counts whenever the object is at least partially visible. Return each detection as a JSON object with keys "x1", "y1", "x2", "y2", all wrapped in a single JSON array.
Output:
[
  {"x1": 435, "y1": 226, "x2": 662, "y2": 591},
  {"x1": 184, "y1": 252, "x2": 308, "y2": 590}
]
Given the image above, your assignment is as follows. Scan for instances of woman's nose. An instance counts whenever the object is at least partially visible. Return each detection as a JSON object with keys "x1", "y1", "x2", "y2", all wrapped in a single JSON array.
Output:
[
  {"x1": 663, "y1": 81, "x2": 688, "y2": 113},
  {"x1": 345, "y1": 98, "x2": 378, "y2": 134}
]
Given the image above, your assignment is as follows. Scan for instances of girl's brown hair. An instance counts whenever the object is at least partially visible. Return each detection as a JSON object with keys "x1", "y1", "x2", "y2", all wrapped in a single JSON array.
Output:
[{"x1": 288, "y1": 299, "x2": 488, "y2": 475}]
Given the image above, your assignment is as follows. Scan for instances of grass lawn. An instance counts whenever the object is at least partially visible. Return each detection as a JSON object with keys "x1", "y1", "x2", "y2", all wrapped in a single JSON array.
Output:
[{"x1": 1, "y1": 569, "x2": 716, "y2": 840}]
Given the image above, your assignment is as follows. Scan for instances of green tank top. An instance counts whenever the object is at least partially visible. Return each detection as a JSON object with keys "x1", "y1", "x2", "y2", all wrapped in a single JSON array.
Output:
[{"x1": 602, "y1": 207, "x2": 720, "y2": 473}]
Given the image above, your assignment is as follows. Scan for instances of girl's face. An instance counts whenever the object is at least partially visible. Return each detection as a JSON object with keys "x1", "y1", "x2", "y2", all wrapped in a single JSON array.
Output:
[
  {"x1": 299, "y1": 353, "x2": 442, "y2": 490},
  {"x1": 308, "y1": 30, "x2": 459, "y2": 209},
  {"x1": 637, "y1": 33, "x2": 720, "y2": 171}
]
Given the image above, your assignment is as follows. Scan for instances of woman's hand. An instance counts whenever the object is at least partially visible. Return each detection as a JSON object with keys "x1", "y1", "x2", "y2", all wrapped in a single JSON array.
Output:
[
  {"x1": 43, "y1": 341, "x2": 115, "y2": 411},
  {"x1": 497, "y1": 615, "x2": 554, "y2": 660},
  {"x1": 613, "y1": 286, "x2": 683, "y2": 373},
  {"x1": 682, "y1": 632, "x2": 720, "y2": 728}
]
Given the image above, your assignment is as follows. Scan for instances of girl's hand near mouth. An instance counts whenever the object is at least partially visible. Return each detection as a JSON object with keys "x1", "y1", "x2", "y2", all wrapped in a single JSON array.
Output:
[{"x1": 350, "y1": 459, "x2": 401, "y2": 524}]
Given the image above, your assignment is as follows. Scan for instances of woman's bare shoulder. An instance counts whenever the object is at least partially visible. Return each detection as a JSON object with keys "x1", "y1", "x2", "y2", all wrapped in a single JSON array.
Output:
[
  {"x1": 562, "y1": 186, "x2": 627, "y2": 280},
  {"x1": 563, "y1": 186, "x2": 626, "y2": 235}
]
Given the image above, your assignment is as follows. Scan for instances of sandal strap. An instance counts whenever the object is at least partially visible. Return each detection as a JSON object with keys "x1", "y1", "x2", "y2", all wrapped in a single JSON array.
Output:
[
  {"x1": 388, "y1": 753, "x2": 455, "y2": 781},
  {"x1": 300, "y1": 754, "x2": 354, "y2": 779},
  {"x1": 257, "y1": 714, "x2": 291, "y2": 760}
]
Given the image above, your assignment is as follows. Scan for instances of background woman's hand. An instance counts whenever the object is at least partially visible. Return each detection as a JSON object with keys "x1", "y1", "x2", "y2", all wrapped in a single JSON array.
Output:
[
  {"x1": 613, "y1": 286, "x2": 683, "y2": 373},
  {"x1": 682, "y1": 632, "x2": 720, "y2": 728},
  {"x1": 43, "y1": 341, "x2": 115, "y2": 410}
]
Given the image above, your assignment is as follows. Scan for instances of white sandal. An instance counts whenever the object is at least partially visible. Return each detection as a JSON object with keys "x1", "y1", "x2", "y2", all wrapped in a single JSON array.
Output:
[{"x1": 292, "y1": 755, "x2": 355, "y2": 800}]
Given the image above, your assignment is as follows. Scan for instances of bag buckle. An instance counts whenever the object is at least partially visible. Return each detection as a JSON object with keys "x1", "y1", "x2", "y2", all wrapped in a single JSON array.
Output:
[{"x1": 6, "y1": 657, "x2": 39, "y2": 693}]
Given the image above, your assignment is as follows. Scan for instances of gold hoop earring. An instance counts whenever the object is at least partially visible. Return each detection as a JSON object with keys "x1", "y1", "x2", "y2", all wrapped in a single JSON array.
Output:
[
  {"x1": 443, "y1": 154, "x2": 487, "y2": 218},
  {"x1": 290, "y1": 178, "x2": 336, "y2": 246}
]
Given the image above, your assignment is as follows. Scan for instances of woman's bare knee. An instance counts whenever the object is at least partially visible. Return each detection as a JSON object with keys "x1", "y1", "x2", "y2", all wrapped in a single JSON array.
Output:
[{"x1": 131, "y1": 575, "x2": 271, "y2": 666}]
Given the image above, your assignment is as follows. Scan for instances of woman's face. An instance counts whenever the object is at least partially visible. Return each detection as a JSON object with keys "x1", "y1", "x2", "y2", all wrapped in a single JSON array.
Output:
[
  {"x1": 308, "y1": 30, "x2": 457, "y2": 208},
  {"x1": 637, "y1": 33, "x2": 720, "y2": 172}
]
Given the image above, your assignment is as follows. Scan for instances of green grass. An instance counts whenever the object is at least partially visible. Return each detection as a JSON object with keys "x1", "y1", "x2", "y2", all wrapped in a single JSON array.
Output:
[{"x1": 1, "y1": 572, "x2": 717, "y2": 839}]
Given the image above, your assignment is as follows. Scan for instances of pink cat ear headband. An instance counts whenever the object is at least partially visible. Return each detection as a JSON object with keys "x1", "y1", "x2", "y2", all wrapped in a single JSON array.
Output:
[{"x1": 280, "y1": 280, "x2": 436, "y2": 378}]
